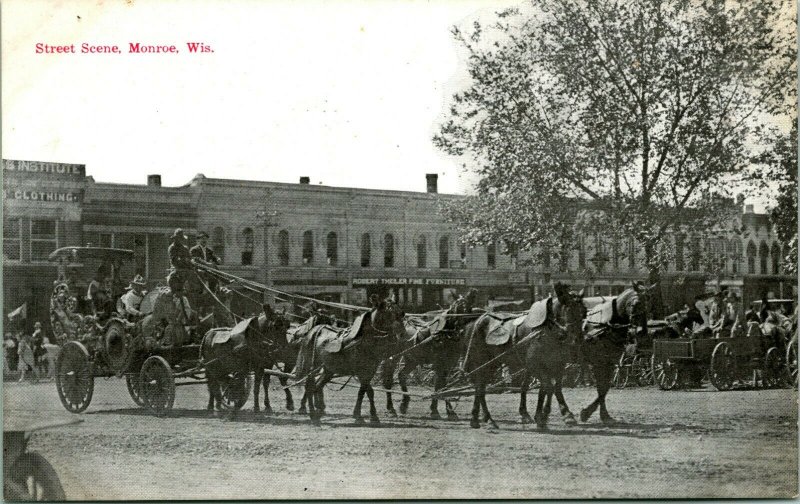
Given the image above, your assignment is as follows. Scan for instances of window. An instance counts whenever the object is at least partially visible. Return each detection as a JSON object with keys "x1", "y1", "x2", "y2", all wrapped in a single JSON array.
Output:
[
  {"x1": 416, "y1": 235, "x2": 427, "y2": 268},
  {"x1": 277, "y1": 230, "x2": 289, "y2": 266},
  {"x1": 439, "y1": 236, "x2": 449, "y2": 269},
  {"x1": 326, "y1": 232, "x2": 338, "y2": 265},
  {"x1": 730, "y1": 239, "x2": 741, "y2": 275},
  {"x1": 759, "y1": 241, "x2": 769, "y2": 275},
  {"x1": 718, "y1": 238, "x2": 728, "y2": 272},
  {"x1": 746, "y1": 241, "x2": 757, "y2": 274},
  {"x1": 3, "y1": 217, "x2": 21, "y2": 260},
  {"x1": 772, "y1": 243, "x2": 781, "y2": 274},
  {"x1": 361, "y1": 233, "x2": 371, "y2": 267},
  {"x1": 384, "y1": 234, "x2": 395, "y2": 267},
  {"x1": 626, "y1": 237, "x2": 635, "y2": 270},
  {"x1": 212, "y1": 226, "x2": 225, "y2": 263},
  {"x1": 241, "y1": 227, "x2": 254, "y2": 265},
  {"x1": 31, "y1": 219, "x2": 57, "y2": 261},
  {"x1": 487, "y1": 242, "x2": 496, "y2": 269},
  {"x1": 690, "y1": 237, "x2": 701, "y2": 272},
  {"x1": 302, "y1": 230, "x2": 313, "y2": 264},
  {"x1": 459, "y1": 242, "x2": 467, "y2": 268},
  {"x1": 674, "y1": 235, "x2": 685, "y2": 271}
]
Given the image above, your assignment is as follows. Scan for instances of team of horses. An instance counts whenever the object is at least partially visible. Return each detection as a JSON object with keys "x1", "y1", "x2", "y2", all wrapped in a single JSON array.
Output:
[{"x1": 196, "y1": 281, "x2": 661, "y2": 430}]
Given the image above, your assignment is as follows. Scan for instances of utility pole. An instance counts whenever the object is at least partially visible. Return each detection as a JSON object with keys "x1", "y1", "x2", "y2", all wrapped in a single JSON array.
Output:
[{"x1": 257, "y1": 190, "x2": 279, "y2": 304}]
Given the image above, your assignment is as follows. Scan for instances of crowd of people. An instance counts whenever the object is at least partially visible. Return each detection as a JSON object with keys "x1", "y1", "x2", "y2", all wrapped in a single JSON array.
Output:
[{"x1": 3, "y1": 321, "x2": 61, "y2": 383}]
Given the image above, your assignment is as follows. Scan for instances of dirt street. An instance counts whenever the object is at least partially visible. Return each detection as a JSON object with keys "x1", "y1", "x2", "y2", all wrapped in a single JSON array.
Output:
[{"x1": 3, "y1": 379, "x2": 797, "y2": 499}]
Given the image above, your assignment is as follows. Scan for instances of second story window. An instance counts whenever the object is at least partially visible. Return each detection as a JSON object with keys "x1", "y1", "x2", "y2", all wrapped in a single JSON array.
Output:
[
  {"x1": 416, "y1": 235, "x2": 427, "y2": 268},
  {"x1": 212, "y1": 226, "x2": 225, "y2": 263},
  {"x1": 327, "y1": 232, "x2": 338, "y2": 265},
  {"x1": 361, "y1": 233, "x2": 371, "y2": 267},
  {"x1": 487, "y1": 242, "x2": 496, "y2": 269},
  {"x1": 746, "y1": 241, "x2": 756, "y2": 274},
  {"x1": 31, "y1": 219, "x2": 57, "y2": 261},
  {"x1": 3, "y1": 217, "x2": 21, "y2": 261},
  {"x1": 439, "y1": 236, "x2": 449, "y2": 269},
  {"x1": 277, "y1": 230, "x2": 289, "y2": 266},
  {"x1": 241, "y1": 227, "x2": 254, "y2": 266},
  {"x1": 384, "y1": 234, "x2": 394, "y2": 267},
  {"x1": 302, "y1": 230, "x2": 314, "y2": 264}
]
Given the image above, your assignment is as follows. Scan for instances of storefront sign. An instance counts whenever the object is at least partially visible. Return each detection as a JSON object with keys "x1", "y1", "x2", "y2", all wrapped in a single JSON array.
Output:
[
  {"x1": 508, "y1": 271, "x2": 528, "y2": 284},
  {"x1": 3, "y1": 188, "x2": 83, "y2": 203},
  {"x1": 352, "y1": 277, "x2": 466, "y2": 287},
  {"x1": 3, "y1": 159, "x2": 85, "y2": 178}
]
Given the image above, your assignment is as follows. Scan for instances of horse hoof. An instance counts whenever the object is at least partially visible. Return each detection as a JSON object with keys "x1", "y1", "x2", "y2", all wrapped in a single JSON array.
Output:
[
  {"x1": 318, "y1": 409, "x2": 326, "y2": 417},
  {"x1": 601, "y1": 415, "x2": 617, "y2": 426},
  {"x1": 580, "y1": 408, "x2": 591, "y2": 422},
  {"x1": 399, "y1": 404, "x2": 409, "y2": 415},
  {"x1": 252, "y1": 407, "x2": 260, "y2": 413},
  {"x1": 430, "y1": 411, "x2": 441, "y2": 420},
  {"x1": 387, "y1": 409, "x2": 398, "y2": 418},
  {"x1": 470, "y1": 418, "x2": 481, "y2": 429},
  {"x1": 297, "y1": 407, "x2": 307, "y2": 415},
  {"x1": 563, "y1": 414, "x2": 578, "y2": 426},
  {"x1": 487, "y1": 421, "x2": 499, "y2": 430},
  {"x1": 369, "y1": 416, "x2": 381, "y2": 425},
  {"x1": 286, "y1": 402, "x2": 295, "y2": 411},
  {"x1": 354, "y1": 416, "x2": 366, "y2": 425},
  {"x1": 520, "y1": 414, "x2": 534, "y2": 425},
  {"x1": 263, "y1": 407, "x2": 274, "y2": 416},
  {"x1": 446, "y1": 413, "x2": 459, "y2": 422}
]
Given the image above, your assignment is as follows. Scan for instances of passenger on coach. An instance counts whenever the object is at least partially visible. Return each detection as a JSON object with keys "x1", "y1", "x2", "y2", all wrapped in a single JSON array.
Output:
[
  {"x1": 708, "y1": 291, "x2": 725, "y2": 332},
  {"x1": 190, "y1": 231, "x2": 220, "y2": 293},
  {"x1": 724, "y1": 291, "x2": 743, "y2": 338},
  {"x1": 118, "y1": 274, "x2": 148, "y2": 321},
  {"x1": 167, "y1": 228, "x2": 193, "y2": 322}
]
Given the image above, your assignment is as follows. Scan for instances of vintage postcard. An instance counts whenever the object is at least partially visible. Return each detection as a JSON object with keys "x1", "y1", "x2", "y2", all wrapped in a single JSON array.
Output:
[{"x1": 2, "y1": 0, "x2": 797, "y2": 500}]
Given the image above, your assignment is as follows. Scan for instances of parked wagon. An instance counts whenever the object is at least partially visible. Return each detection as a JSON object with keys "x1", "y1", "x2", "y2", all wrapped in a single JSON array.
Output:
[{"x1": 49, "y1": 247, "x2": 249, "y2": 416}]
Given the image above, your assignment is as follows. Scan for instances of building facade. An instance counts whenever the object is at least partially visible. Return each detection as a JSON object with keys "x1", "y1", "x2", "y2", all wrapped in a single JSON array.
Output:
[{"x1": 3, "y1": 158, "x2": 796, "y2": 331}]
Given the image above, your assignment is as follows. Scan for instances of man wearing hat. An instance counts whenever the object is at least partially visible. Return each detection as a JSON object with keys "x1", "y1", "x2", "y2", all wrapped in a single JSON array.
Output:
[
  {"x1": 190, "y1": 231, "x2": 221, "y2": 265},
  {"x1": 724, "y1": 290, "x2": 743, "y2": 338},
  {"x1": 118, "y1": 274, "x2": 147, "y2": 320},
  {"x1": 708, "y1": 290, "x2": 725, "y2": 334},
  {"x1": 167, "y1": 229, "x2": 193, "y2": 323}
]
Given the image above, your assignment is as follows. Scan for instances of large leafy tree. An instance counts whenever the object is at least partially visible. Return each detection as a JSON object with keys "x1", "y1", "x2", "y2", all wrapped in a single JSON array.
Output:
[{"x1": 434, "y1": 0, "x2": 795, "y2": 311}]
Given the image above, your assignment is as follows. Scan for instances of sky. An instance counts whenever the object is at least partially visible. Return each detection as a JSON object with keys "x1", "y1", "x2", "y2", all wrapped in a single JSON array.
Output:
[{"x1": 1, "y1": 0, "x2": 521, "y2": 194}]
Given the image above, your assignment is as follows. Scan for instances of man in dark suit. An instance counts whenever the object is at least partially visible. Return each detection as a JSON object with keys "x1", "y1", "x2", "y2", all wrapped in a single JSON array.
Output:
[{"x1": 190, "y1": 231, "x2": 221, "y2": 265}]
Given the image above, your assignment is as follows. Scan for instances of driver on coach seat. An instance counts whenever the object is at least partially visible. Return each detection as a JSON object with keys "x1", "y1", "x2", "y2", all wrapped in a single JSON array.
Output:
[{"x1": 118, "y1": 274, "x2": 148, "y2": 320}]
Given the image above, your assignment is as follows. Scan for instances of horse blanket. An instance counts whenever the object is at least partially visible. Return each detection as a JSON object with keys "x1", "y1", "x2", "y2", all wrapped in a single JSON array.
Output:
[
  {"x1": 210, "y1": 317, "x2": 256, "y2": 347},
  {"x1": 291, "y1": 312, "x2": 369, "y2": 378},
  {"x1": 287, "y1": 315, "x2": 319, "y2": 345},
  {"x1": 585, "y1": 299, "x2": 615, "y2": 325}
]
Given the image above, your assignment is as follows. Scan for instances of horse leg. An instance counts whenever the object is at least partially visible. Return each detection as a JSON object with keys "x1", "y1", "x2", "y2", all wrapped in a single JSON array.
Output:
[
  {"x1": 298, "y1": 389, "x2": 308, "y2": 415},
  {"x1": 597, "y1": 364, "x2": 616, "y2": 425},
  {"x1": 470, "y1": 386, "x2": 482, "y2": 429},
  {"x1": 261, "y1": 372, "x2": 273, "y2": 415},
  {"x1": 252, "y1": 368, "x2": 262, "y2": 413},
  {"x1": 398, "y1": 359, "x2": 411, "y2": 415},
  {"x1": 517, "y1": 371, "x2": 533, "y2": 424},
  {"x1": 479, "y1": 383, "x2": 498, "y2": 430},
  {"x1": 383, "y1": 358, "x2": 397, "y2": 417},
  {"x1": 533, "y1": 380, "x2": 547, "y2": 429},
  {"x1": 440, "y1": 365, "x2": 458, "y2": 421},
  {"x1": 304, "y1": 378, "x2": 319, "y2": 425},
  {"x1": 430, "y1": 365, "x2": 445, "y2": 420},
  {"x1": 366, "y1": 384, "x2": 380, "y2": 424},
  {"x1": 206, "y1": 373, "x2": 216, "y2": 415},
  {"x1": 353, "y1": 383, "x2": 367, "y2": 424},
  {"x1": 279, "y1": 375, "x2": 294, "y2": 411},
  {"x1": 553, "y1": 372, "x2": 577, "y2": 425}
]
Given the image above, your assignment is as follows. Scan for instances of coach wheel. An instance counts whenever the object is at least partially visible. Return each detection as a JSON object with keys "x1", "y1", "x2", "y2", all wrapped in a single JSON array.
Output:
[
  {"x1": 219, "y1": 372, "x2": 253, "y2": 411},
  {"x1": 140, "y1": 356, "x2": 175, "y2": 415},
  {"x1": 635, "y1": 354, "x2": 653, "y2": 386},
  {"x1": 787, "y1": 337, "x2": 798, "y2": 387},
  {"x1": 55, "y1": 341, "x2": 94, "y2": 413},
  {"x1": 710, "y1": 341, "x2": 734, "y2": 391},
  {"x1": 125, "y1": 373, "x2": 146, "y2": 407},
  {"x1": 656, "y1": 356, "x2": 679, "y2": 391},
  {"x1": 613, "y1": 353, "x2": 629, "y2": 389},
  {"x1": 762, "y1": 347, "x2": 784, "y2": 389}
]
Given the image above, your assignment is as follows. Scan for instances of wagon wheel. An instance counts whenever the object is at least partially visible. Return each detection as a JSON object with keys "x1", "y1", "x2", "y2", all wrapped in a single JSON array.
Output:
[
  {"x1": 653, "y1": 355, "x2": 679, "y2": 391},
  {"x1": 104, "y1": 320, "x2": 134, "y2": 377},
  {"x1": 139, "y1": 356, "x2": 175, "y2": 415},
  {"x1": 710, "y1": 341, "x2": 735, "y2": 391},
  {"x1": 125, "y1": 373, "x2": 146, "y2": 407},
  {"x1": 762, "y1": 347, "x2": 784, "y2": 389},
  {"x1": 613, "y1": 353, "x2": 629, "y2": 389},
  {"x1": 55, "y1": 341, "x2": 94, "y2": 413},
  {"x1": 219, "y1": 372, "x2": 253, "y2": 411},
  {"x1": 787, "y1": 336, "x2": 798, "y2": 387},
  {"x1": 635, "y1": 354, "x2": 654, "y2": 386},
  {"x1": 5, "y1": 452, "x2": 65, "y2": 502}
]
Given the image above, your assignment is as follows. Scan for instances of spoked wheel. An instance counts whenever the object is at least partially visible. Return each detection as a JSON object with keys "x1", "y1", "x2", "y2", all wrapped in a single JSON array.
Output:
[
  {"x1": 5, "y1": 452, "x2": 65, "y2": 501},
  {"x1": 219, "y1": 372, "x2": 253, "y2": 410},
  {"x1": 125, "y1": 373, "x2": 146, "y2": 407},
  {"x1": 140, "y1": 356, "x2": 175, "y2": 415},
  {"x1": 55, "y1": 341, "x2": 94, "y2": 413},
  {"x1": 787, "y1": 336, "x2": 798, "y2": 388},
  {"x1": 635, "y1": 354, "x2": 654, "y2": 386},
  {"x1": 762, "y1": 347, "x2": 784, "y2": 389},
  {"x1": 710, "y1": 341, "x2": 735, "y2": 391},
  {"x1": 613, "y1": 353, "x2": 629, "y2": 389},
  {"x1": 653, "y1": 355, "x2": 679, "y2": 391}
]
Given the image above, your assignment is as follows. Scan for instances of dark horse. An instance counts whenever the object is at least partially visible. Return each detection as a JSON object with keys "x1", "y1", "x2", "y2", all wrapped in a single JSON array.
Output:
[
  {"x1": 462, "y1": 283, "x2": 586, "y2": 429},
  {"x1": 293, "y1": 295, "x2": 405, "y2": 425},
  {"x1": 200, "y1": 304, "x2": 290, "y2": 417},
  {"x1": 578, "y1": 282, "x2": 653, "y2": 424},
  {"x1": 382, "y1": 289, "x2": 480, "y2": 420}
]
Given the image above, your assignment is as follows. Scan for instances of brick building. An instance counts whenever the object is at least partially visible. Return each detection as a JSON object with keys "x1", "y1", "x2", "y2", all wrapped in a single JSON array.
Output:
[{"x1": 3, "y1": 158, "x2": 796, "y2": 330}]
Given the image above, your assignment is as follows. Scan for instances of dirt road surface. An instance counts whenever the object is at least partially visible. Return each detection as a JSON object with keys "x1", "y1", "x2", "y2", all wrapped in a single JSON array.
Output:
[{"x1": 3, "y1": 379, "x2": 797, "y2": 499}]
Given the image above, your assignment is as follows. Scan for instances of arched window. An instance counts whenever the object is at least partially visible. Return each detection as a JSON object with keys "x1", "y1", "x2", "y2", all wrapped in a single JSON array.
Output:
[
  {"x1": 746, "y1": 241, "x2": 757, "y2": 274},
  {"x1": 241, "y1": 227, "x2": 254, "y2": 266},
  {"x1": 361, "y1": 233, "x2": 371, "y2": 267},
  {"x1": 718, "y1": 238, "x2": 728, "y2": 271},
  {"x1": 729, "y1": 239, "x2": 740, "y2": 275},
  {"x1": 759, "y1": 241, "x2": 769, "y2": 275},
  {"x1": 302, "y1": 230, "x2": 313, "y2": 264},
  {"x1": 487, "y1": 242, "x2": 496, "y2": 269},
  {"x1": 416, "y1": 235, "x2": 427, "y2": 268},
  {"x1": 626, "y1": 237, "x2": 636, "y2": 269},
  {"x1": 326, "y1": 232, "x2": 338, "y2": 265},
  {"x1": 439, "y1": 236, "x2": 449, "y2": 269},
  {"x1": 772, "y1": 243, "x2": 781, "y2": 274},
  {"x1": 384, "y1": 234, "x2": 395, "y2": 267},
  {"x1": 674, "y1": 235, "x2": 685, "y2": 271},
  {"x1": 212, "y1": 226, "x2": 225, "y2": 263},
  {"x1": 277, "y1": 230, "x2": 289, "y2": 266}
]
